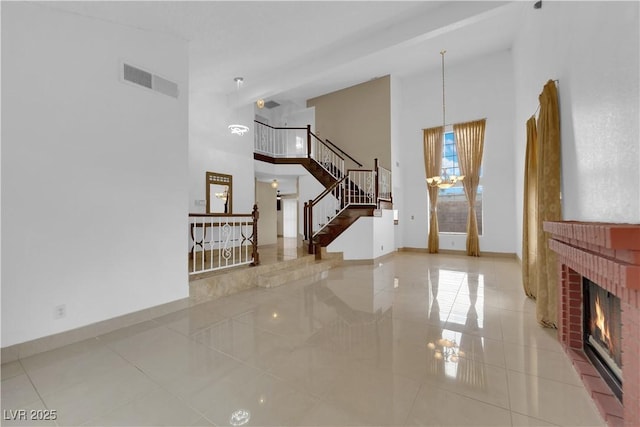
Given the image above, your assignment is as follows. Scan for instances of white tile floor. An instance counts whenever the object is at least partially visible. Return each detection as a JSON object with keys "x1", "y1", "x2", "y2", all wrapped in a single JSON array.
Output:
[{"x1": 1, "y1": 253, "x2": 606, "y2": 426}]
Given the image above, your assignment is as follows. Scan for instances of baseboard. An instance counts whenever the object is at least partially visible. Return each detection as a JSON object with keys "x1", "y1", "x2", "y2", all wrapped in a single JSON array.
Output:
[
  {"x1": 398, "y1": 247, "x2": 517, "y2": 258},
  {"x1": 1, "y1": 297, "x2": 192, "y2": 363}
]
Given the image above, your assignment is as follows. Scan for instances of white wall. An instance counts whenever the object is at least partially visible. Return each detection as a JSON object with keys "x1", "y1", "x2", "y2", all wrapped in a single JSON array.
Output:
[
  {"x1": 1, "y1": 3, "x2": 189, "y2": 347},
  {"x1": 397, "y1": 49, "x2": 517, "y2": 254},
  {"x1": 189, "y1": 92, "x2": 255, "y2": 214},
  {"x1": 255, "y1": 181, "x2": 277, "y2": 246},
  {"x1": 327, "y1": 210, "x2": 395, "y2": 260},
  {"x1": 298, "y1": 173, "x2": 327, "y2": 239},
  {"x1": 390, "y1": 75, "x2": 404, "y2": 251},
  {"x1": 512, "y1": 1, "x2": 640, "y2": 259}
]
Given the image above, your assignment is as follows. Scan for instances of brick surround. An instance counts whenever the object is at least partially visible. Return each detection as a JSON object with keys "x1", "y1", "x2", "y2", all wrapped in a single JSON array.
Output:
[{"x1": 544, "y1": 221, "x2": 640, "y2": 427}]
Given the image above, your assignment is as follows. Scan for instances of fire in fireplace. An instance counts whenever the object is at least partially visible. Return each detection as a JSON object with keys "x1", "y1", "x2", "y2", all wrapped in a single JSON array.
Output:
[{"x1": 583, "y1": 278, "x2": 622, "y2": 401}]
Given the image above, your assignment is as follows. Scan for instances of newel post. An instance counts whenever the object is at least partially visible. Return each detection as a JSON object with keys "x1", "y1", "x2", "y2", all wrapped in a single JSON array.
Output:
[
  {"x1": 251, "y1": 204, "x2": 260, "y2": 266},
  {"x1": 374, "y1": 158, "x2": 380, "y2": 207},
  {"x1": 307, "y1": 125, "x2": 312, "y2": 158},
  {"x1": 303, "y1": 202, "x2": 309, "y2": 241},
  {"x1": 307, "y1": 199, "x2": 314, "y2": 254}
]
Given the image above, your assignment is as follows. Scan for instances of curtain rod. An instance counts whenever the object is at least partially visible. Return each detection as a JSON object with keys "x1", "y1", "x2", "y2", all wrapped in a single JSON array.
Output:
[{"x1": 422, "y1": 117, "x2": 488, "y2": 131}]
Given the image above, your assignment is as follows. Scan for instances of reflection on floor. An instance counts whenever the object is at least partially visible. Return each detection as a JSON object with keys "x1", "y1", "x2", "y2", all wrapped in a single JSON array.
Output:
[{"x1": 1, "y1": 252, "x2": 605, "y2": 426}]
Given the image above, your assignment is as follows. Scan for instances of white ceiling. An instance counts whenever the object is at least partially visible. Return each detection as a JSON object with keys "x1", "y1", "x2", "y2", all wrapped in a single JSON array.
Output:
[{"x1": 39, "y1": 1, "x2": 528, "y2": 105}]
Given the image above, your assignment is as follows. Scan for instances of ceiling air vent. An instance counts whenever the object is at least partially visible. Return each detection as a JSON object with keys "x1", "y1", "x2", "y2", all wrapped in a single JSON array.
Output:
[
  {"x1": 264, "y1": 100, "x2": 280, "y2": 109},
  {"x1": 122, "y1": 62, "x2": 179, "y2": 99}
]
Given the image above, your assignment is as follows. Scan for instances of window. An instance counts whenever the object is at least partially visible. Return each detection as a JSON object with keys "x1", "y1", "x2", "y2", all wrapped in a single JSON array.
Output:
[{"x1": 437, "y1": 131, "x2": 483, "y2": 234}]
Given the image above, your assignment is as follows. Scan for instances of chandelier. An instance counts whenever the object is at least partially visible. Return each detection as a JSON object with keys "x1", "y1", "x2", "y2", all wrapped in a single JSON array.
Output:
[
  {"x1": 426, "y1": 168, "x2": 463, "y2": 189},
  {"x1": 228, "y1": 124, "x2": 249, "y2": 136},
  {"x1": 426, "y1": 50, "x2": 464, "y2": 189},
  {"x1": 228, "y1": 77, "x2": 249, "y2": 136}
]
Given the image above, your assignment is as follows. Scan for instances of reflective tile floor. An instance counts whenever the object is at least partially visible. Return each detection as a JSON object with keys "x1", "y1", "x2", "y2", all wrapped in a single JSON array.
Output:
[{"x1": 1, "y1": 253, "x2": 606, "y2": 426}]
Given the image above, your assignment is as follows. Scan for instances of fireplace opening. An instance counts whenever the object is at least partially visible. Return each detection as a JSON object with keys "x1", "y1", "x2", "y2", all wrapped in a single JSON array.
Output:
[{"x1": 583, "y1": 277, "x2": 623, "y2": 402}]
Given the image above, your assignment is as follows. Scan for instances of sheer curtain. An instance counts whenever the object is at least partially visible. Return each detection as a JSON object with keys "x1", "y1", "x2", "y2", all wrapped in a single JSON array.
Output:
[
  {"x1": 522, "y1": 116, "x2": 538, "y2": 298},
  {"x1": 522, "y1": 80, "x2": 562, "y2": 328},
  {"x1": 454, "y1": 119, "x2": 486, "y2": 257},
  {"x1": 423, "y1": 127, "x2": 443, "y2": 253}
]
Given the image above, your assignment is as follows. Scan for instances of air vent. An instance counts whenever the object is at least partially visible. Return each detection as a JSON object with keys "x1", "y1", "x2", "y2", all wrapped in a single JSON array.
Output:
[
  {"x1": 264, "y1": 100, "x2": 280, "y2": 109},
  {"x1": 122, "y1": 62, "x2": 179, "y2": 98}
]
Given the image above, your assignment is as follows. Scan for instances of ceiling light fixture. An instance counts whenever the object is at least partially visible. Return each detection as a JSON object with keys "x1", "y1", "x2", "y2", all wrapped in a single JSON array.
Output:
[
  {"x1": 228, "y1": 124, "x2": 249, "y2": 136},
  {"x1": 271, "y1": 179, "x2": 278, "y2": 189},
  {"x1": 426, "y1": 50, "x2": 465, "y2": 189},
  {"x1": 228, "y1": 77, "x2": 249, "y2": 136},
  {"x1": 256, "y1": 99, "x2": 265, "y2": 109}
]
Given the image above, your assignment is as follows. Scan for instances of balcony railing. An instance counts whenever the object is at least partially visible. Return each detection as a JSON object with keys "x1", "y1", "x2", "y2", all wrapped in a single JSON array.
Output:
[
  {"x1": 376, "y1": 160, "x2": 392, "y2": 203},
  {"x1": 189, "y1": 205, "x2": 259, "y2": 275}
]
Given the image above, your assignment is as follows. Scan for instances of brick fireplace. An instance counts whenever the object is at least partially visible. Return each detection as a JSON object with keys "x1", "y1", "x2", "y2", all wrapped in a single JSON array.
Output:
[{"x1": 544, "y1": 221, "x2": 640, "y2": 427}]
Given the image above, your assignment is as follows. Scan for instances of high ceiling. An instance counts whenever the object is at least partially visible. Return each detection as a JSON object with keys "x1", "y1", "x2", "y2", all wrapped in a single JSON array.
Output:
[{"x1": 38, "y1": 1, "x2": 527, "y2": 106}]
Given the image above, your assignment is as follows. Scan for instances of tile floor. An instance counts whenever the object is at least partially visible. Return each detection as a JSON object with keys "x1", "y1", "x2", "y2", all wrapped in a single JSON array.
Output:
[{"x1": 1, "y1": 252, "x2": 606, "y2": 426}]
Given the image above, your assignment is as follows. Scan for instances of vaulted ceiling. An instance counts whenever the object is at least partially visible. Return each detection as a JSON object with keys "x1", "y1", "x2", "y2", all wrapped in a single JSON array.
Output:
[{"x1": 39, "y1": 1, "x2": 526, "y2": 105}]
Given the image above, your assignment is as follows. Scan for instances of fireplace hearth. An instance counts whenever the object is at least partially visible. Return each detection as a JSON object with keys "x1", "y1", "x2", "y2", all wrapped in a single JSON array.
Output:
[{"x1": 544, "y1": 221, "x2": 640, "y2": 427}]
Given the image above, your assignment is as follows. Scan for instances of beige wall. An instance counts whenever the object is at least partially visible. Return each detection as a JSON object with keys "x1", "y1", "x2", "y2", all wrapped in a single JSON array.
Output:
[
  {"x1": 255, "y1": 181, "x2": 277, "y2": 246},
  {"x1": 307, "y1": 75, "x2": 391, "y2": 170}
]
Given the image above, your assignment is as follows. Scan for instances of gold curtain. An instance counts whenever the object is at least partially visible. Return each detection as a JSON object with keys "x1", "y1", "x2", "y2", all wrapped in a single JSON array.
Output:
[
  {"x1": 423, "y1": 127, "x2": 443, "y2": 253},
  {"x1": 454, "y1": 119, "x2": 486, "y2": 257},
  {"x1": 522, "y1": 116, "x2": 538, "y2": 298},
  {"x1": 535, "y1": 80, "x2": 562, "y2": 327}
]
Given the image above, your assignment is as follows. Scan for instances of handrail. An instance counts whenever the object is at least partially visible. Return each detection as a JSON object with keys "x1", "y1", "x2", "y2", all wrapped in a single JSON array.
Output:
[
  {"x1": 324, "y1": 138, "x2": 363, "y2": 168},
  {"x1": 189, "y1": 213, "x2": 257, "y2": 218},
  {"x1": 254, "y1": 120, "x2": 307, "y2": 131},
  {"x1": 311, "y1": 174, "x2": 348, "y2": 205}
]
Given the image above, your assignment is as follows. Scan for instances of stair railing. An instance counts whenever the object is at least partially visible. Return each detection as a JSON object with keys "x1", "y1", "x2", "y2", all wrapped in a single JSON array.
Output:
[
  {"x1": 304, "y1": 175, "x2": 347, "y2": 243},
  {"x1": 254, "y1": 120, "x2": 365, "y2": 181},
  {"x1": 309, "y1": 131, "x2": 345, "y2": 179},
  {"x1": 304, "y1": 169, "x2": 377, "y2": 253},
  {"x1": 324, "y1": 138, "x2": 363, "y2": 168}
]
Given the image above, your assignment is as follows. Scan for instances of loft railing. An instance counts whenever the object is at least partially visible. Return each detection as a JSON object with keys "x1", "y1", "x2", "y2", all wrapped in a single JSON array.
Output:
[
  {"x1": 254, "y1": 120, "x2": 308, "y2": 158},
  {"x1": 376, "y1": 159, "x2": 392, "y2": 203},
  {"x1": 188, "y1": 205, "x2": 259, "y2": 275}
]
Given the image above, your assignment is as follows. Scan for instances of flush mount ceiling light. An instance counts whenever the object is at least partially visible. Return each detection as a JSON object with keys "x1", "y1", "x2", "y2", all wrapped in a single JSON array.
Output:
[
  {"x1": 271, "y1": 179, "x2": 278, "y2": 189},
  {"x1": 228, "y1": 124, "x2": 249, "y2": 136},
  {"x1": 426, "y1": 50, "x2": 465, "y2": 189},
  {"x1": 256, "y1": 99, "x2": 265, "y2": 109}
]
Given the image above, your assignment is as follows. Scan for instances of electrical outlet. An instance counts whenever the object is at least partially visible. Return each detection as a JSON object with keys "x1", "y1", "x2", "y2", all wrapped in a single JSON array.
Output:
[
  {"x1": 411, "y1": 215, "x2": 414, "y2": 220},
  {"x1": 195, "y1": 199, "x2": 206, "y2": 206},
  {"x1": 54, "y1": 304, "x2": 66, "y2": 319}
]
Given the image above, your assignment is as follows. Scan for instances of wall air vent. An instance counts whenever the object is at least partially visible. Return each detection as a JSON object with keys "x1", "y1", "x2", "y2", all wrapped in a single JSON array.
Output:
[
  {"x1": 264, "y1": 100, "x2": 280, "y2": 109},
  {"x1": 121, "y1": 62, "x2": 179, "y2": 99}
]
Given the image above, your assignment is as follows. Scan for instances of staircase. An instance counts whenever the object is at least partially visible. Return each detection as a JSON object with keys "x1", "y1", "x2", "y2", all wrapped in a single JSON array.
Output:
[
  {"x1": 254, "y1": 120, "x2": 392, "y2": 255},
  {"x1": 312, "y1": 206, "x2": 376, "y2": 246}
]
